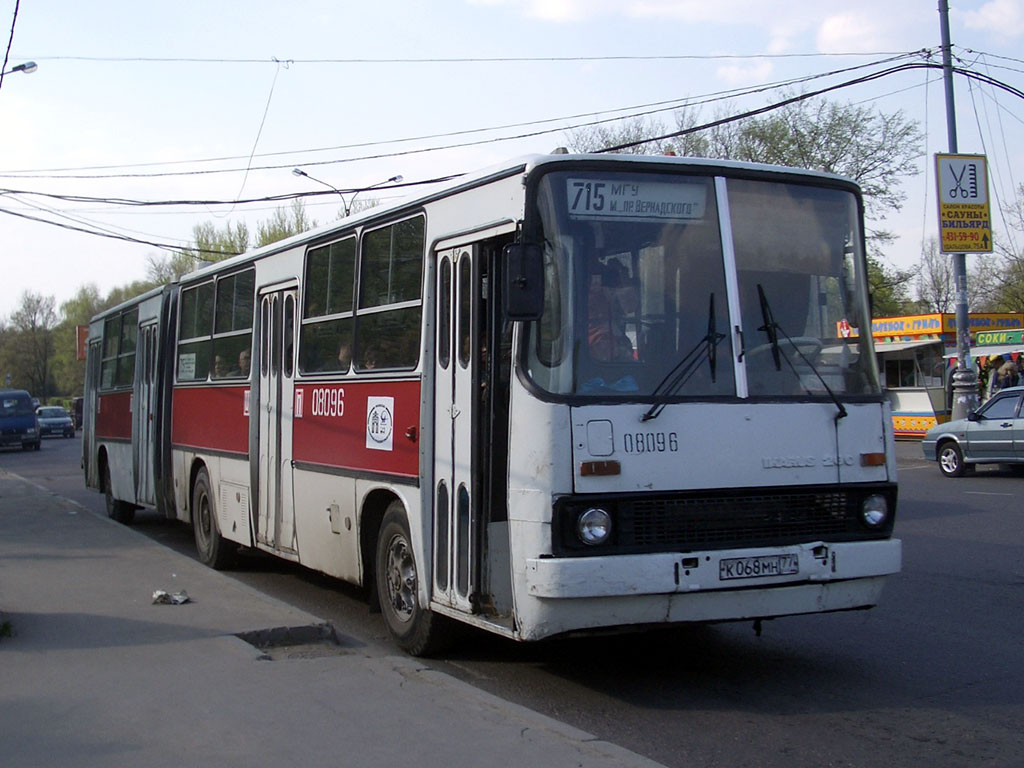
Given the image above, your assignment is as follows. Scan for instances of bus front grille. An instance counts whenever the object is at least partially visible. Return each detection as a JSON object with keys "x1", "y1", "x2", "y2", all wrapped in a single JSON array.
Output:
[
  {"x1": 626, "y1": 492, "x2": 849, "y2": 549},
  {"x1": 553, "y1": 485, "x2": 895, "y2": 555}
]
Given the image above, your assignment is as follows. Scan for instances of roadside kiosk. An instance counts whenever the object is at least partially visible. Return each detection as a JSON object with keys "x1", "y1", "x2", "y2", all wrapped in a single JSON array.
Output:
[
  {"x1": 871, "y1": 313, "x2": 1024, "y2": 438},
  {"x1": 944, "y1": 328, "x2": 1024, "y2": 402}
]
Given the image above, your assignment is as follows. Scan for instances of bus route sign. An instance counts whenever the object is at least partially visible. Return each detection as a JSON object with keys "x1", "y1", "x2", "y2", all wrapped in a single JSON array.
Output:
[{"x1": 935, "y1": 153, "x2": 992, "y2": 254}]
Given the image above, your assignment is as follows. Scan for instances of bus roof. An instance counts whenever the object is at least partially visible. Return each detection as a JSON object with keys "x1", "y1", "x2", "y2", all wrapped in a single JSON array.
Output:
[
  {"x1": 88, "y1": 284, "x2": 171, "y2": 323},
  {"x1": 98, "y1": 153, "x2": 859, "y2": 296}
]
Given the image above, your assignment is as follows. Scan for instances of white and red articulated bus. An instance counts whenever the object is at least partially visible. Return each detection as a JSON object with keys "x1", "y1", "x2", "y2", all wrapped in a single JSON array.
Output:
[{"x1": 84, "y1": 154, "x2": 901, "y2": 654}]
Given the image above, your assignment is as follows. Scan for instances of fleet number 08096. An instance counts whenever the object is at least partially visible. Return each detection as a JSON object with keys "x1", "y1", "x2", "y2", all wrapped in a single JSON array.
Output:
[{"x1": 623, "y1": 431, "x2": 679, "y2": 453}]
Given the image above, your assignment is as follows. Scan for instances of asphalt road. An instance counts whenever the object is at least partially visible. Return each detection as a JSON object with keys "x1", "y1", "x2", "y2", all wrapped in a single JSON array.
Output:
[{"x1": 3, "y1": 436, "x2": 1022, "y2": 768}]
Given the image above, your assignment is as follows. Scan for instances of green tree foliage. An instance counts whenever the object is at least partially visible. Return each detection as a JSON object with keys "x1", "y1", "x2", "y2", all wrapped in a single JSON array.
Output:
[
  {"x1": 867, "y1": 255, "x2": 913, "y2": 317},
  {"x1": 704, "y1": 99, "x2": 922, "y2": 223},
  {"x1": 1, "y1": 292, "x2": 58, "y2": 399},
  {"x1": 256, "y1": 199, "x2": 316, "y2": 246},
  {"x1": 50, "y1": 285, "x2": 106, "y2": 399},
  {"x1": 19, "y1": 200, "x2": 321, "y2": 400},
  {"x1": 146, "y1": 199, "x2": 315, "y2": 282},
  {"x1": 915, "y1": 238, "x2": 955, "y2": 313}
]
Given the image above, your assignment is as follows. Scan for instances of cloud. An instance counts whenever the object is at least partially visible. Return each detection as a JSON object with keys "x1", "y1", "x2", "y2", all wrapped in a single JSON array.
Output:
[
  {"x1": 816, "y1": 12, "x2": 899, "y2": 53},
  {"x1": 716, "y1": 60, "x2": 774, "y2": 86},
  {"x1": 465, "y1": 0, "x2": 620, "y2": 22},
  {"x1": 464, "y1": 0, "x2": 928, "y2": 49},
  {"x1": 961, "y1": 0, "x2": 1024, "y2": 38}
]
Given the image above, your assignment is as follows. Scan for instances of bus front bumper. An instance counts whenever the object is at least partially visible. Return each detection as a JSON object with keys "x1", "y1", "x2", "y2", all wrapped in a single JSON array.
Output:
[{"x1": 524, "y1": 539, "x2": 901, "y2": 600}]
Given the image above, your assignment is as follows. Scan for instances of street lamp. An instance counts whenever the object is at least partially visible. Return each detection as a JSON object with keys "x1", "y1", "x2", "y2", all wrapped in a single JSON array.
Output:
[
  {"x1": 292, "y1": 168, "x2": 403, "y2": 217},
  {"x1": 1, "y1": 61, "x2": 38, "y2": 76}
]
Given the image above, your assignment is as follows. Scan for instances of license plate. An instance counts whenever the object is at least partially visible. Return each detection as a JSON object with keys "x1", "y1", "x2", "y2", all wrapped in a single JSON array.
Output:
[{"x1": 719, "y1": 554, "x2": 799, "y2": 581}]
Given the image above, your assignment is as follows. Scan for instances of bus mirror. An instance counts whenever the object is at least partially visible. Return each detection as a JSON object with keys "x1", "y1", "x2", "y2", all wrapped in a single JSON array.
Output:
[{"x1": 503, "y1": 243, "x2": 544, "y2": 320}]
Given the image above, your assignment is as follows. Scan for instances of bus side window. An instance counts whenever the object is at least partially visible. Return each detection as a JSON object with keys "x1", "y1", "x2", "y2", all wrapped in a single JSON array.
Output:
[{"x1": 284, "y1": 294, "x2": 295, "y2": 378}]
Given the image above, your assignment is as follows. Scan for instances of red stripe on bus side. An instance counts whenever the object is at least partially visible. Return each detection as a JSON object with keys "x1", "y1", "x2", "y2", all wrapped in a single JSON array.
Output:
[
  {"x1": 96, "y1": 391, "x2": 133, "y2": 440},
  {"x1": 172, "y1": 386, "x2": 250, "y2": 454},
  {"x1": 292, "y1": 379, "x2": 420, "y2": 478}
]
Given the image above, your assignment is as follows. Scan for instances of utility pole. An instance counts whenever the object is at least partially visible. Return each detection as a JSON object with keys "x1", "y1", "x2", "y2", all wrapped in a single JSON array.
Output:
[{"x1": 939, "y1": 0, "x2": 978, "y2": 419}]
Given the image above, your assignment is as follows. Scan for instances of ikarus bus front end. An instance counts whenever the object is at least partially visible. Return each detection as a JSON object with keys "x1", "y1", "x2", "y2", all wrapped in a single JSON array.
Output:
[{"x1": 502, "y1": 156, "x2": 900, "y2": 640}]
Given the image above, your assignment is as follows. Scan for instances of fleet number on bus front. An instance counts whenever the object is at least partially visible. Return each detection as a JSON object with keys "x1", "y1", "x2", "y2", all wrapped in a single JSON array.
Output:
[{"x1": 623, "y1": 432, "x2": 679, "y2": 453}]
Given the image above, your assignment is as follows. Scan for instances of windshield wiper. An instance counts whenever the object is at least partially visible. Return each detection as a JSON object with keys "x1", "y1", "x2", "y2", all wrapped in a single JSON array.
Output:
[
  {"x1": 706, "y1": 293, "x2": 721, "y2": 381},
  {"x1": 642, "y1": 294, "x2": 726, "y2": 422},
  {"x1": 754, "y1": 284, "x2": 847, "y2": 421},
  {"x1": 756, "y1": 284, "x2": 782, "y2": 371}
]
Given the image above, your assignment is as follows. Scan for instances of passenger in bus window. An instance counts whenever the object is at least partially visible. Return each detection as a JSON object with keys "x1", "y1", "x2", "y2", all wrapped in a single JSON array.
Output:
[
  {"x1": 230, "y1": 348, "x2": 251, "y2": 377},
  {"x1": 587, "y1": 263, "x2": 636, "y2": 362},
  {"x1": 214, "y1": 354, "x2": 230, "y2": 378},
  {"x1": 362, "y1": 346, "x2": 378, "y2": 370},
  {"x1": 337, "y1": 342, "x2": 351, "y2": 372}
]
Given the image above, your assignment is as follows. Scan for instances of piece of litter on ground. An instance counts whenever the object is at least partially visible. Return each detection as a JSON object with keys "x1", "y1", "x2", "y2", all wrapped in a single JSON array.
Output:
[{"x1": 152, "y1": 589, "x2": 190, "y2": 605}]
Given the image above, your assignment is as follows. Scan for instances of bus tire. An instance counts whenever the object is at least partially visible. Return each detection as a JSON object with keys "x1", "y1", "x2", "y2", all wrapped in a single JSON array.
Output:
[
  {"x1": 192, "y1": 468, "x2": 234, "y2": 570},
  {"x1": 103, "y1": 461, "x2": 135, "y2": 524},
  {"x1": 938, "y1": 441, "x2": 969, "y2": 478},
  {"x1": 375, "y1": 502, "x2": 451, "y2": 656}
]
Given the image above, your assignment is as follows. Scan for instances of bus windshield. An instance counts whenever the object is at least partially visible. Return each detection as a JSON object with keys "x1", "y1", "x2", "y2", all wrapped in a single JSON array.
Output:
[{"x1": 523, "y1": 169, "x2": 881, "y2": 400}]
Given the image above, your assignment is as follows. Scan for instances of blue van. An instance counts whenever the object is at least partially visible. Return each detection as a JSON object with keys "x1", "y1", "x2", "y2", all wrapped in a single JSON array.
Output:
[{"x1": 0, "y1": 389, "x2": 41, "y2": 451}]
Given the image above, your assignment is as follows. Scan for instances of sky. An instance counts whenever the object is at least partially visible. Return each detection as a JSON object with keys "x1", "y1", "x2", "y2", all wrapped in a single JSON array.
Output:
[{"x1": 1, "y1": 0, "x2": 1023, "y2": 320}]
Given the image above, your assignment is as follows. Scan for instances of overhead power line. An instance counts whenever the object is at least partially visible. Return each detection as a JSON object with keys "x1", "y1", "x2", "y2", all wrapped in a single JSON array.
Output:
[
  {"x1": 0, "y1": 0, "x2": 22, "y2": 93},
  {"x1": 598, "y1": 62, "x2": 1024, "y2": 153},
  {"x1": 0, "y1": 204, "x2": 239, "y2": 255},
  {"x1": 22, "y1": 51, "x2": 914, "y2": 65},
  {"x1": 0, "y1": 173, "x2": 462, "y2": 209},
  {"x1": 0, "y1": 50, "x2": 932, "y2": 179},
  {"x1": 5, "y1": 52, "x2": 1021, "y2": 255}
]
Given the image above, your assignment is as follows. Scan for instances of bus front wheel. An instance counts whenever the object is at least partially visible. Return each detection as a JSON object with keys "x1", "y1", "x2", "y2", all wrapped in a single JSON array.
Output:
[
  {"x1": 192, "y1": 468, "x2": 234, "y2": 569},
  {"x1": 375, "y1": 502, "x2": 451, "y2": 656}
]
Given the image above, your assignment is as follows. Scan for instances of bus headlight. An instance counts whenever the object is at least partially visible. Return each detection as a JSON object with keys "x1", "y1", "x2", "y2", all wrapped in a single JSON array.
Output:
[
  {"x1": 861, "y1": 494, "x2": 889, "y2": 528},
  {"x1": 577, "y1": 507, "x2": 612, "y2": 546}
]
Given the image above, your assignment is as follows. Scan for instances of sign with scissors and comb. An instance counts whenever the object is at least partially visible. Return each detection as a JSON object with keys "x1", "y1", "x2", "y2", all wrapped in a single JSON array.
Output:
[{"x1": 936, "y1": 153, "x2": 992, "y2": 254}]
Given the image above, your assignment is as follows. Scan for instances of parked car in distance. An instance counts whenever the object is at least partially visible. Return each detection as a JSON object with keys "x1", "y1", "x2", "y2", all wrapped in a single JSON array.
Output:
[
  {"x1": 921, "y1": 385, "x2": 1024, "y2": 477},
  {"x1": 36, "y1": 405, "x2": 75, "y2": 438},
  {"x1": 0, "y1": 388, "x2": 41, "y2": 451}
]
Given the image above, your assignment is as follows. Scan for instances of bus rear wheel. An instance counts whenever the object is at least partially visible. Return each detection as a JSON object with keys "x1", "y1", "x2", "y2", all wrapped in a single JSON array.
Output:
[
  {"x1": 192, "y1": 468, "x2": 234, "y2": 569},
  {"x1": 375, "y1": 502, "x2": 451, "y2": 656},
  {"x1": 103, "y1": 461, "x2": 135, "y2": 524}
]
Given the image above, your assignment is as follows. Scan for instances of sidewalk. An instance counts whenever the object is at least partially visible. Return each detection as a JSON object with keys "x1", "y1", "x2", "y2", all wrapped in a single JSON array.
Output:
[{"x1": 0, "y1": 468, "x2": 665, "y2": 768}]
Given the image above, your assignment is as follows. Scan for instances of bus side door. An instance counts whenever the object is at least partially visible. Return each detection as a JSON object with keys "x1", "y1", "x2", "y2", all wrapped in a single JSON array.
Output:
[
  {"x1": 433, "y1": 247, "x2": 479, "y2": 612},
  {"x1": 84, "y1": 339, "x2": 102, "y2": 489},
  {"x1": 256, "y1": 286, "x2": 298, "y2": 556},
  {"x1": 133, "y1": 322, "x2": 158, "y2": 506}
]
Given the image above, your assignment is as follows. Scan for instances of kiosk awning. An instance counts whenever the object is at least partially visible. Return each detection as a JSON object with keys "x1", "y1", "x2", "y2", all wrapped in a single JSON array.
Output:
[
  {"x1": 873, "y1": 339, "x2": 945, "y2": 354},
  {"x1": 944, "y1": 344, "x2": 1024, "y2": 360}
]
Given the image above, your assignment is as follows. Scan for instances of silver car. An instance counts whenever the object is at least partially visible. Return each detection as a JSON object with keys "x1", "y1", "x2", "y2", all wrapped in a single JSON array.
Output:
[
  {"x1": 36, "y1": 405, "x2": 75, "y2": 438},
  {"x1": 921, "y1": 385, "x2": 1024, "y2": 477}
]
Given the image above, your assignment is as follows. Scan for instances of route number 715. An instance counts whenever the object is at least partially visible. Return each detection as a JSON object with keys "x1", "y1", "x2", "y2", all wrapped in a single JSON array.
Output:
[{"x1": 571, "y1": 181, "x2": 607, "y2": 213}]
